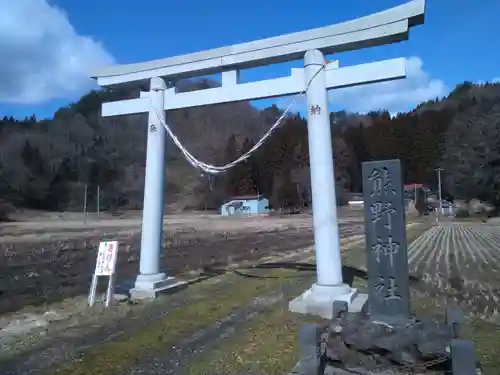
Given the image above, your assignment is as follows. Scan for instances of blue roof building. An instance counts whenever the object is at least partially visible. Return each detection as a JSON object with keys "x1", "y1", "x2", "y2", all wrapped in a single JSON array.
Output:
[{"x1": 220, "y1": 195, "x2": 270, "y2": 216}]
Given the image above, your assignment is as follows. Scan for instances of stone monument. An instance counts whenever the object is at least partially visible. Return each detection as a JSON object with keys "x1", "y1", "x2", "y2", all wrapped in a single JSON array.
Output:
[
  {"x1": 290, "y1": 159, "x2": 481, "y2": 375},
  {"x1": 362, "y1": 159, "x2": 410, "y2": 324}
]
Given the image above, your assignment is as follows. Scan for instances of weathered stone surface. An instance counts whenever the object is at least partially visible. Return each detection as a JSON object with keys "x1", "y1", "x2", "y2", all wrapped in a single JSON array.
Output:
[
  {"x1": 362, "y1": 159, "x2": 410, "y2": 323},
  {"x1": 415, "y1": 321, "x2": 454, "y2": 358},
  {"x1": 451, "y1": 339, "x2": 478, "y2": 375},
  {"x1": 289, "y1": 160, "x2": 481, "y2": 375},
  {"x1": 323, "y1": 311, "x2": 460, "y2": 372},
  {"x1": 331, "y1": 301, "x2": 348, "y2": 318},
  {"x1": 298, "y1": 323, "x2": 325, "y2": 375},
  {"x1": 445, "y1": 307, "x2": 466, "y2": 338}
]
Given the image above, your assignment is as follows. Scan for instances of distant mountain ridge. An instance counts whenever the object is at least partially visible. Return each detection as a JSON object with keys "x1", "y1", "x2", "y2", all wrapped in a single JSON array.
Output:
[{"x1": 0, "y1": 80, "x2": 498, "y2": 213}]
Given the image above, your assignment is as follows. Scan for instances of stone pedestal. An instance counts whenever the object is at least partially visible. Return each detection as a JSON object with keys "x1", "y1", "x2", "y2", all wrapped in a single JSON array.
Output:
[
  {"x1": 289, "y1": 283, "x2": 368, "y2": 319},
  {"x1": 291, "y1": 307, "x2": 481, "y2": 375},
  {"x1": 130, "y1": 275, "x2": 187, "y2": 300}
]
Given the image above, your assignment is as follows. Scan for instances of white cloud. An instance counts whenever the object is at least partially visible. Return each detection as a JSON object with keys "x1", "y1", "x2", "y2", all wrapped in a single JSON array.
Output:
[
  {"x1": 0, "y1": 0, "x2": 114, "y2": 104},
  {"x1": 493, "y1": 77, "x2": 500, "y2": 83},
  {"x1": 279, "y1": 57, "x2": 447, "y2": 115}
]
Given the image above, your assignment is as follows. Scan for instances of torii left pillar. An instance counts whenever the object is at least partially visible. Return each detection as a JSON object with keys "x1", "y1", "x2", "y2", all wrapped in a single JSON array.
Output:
[{"x1": 130, "y1": 77, "x2": 187, "y2": 300}]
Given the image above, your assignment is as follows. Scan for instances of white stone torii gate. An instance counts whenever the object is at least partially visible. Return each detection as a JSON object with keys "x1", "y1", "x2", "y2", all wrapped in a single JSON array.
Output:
[{"x1": 92, "y1": 0, "x2": 425, "y2": 315}]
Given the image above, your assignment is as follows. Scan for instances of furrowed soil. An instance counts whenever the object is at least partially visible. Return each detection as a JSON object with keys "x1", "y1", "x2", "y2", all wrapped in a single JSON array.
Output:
[
  {"x1": 3, "y1": 217, "x2": 498, "y2": 375},
  {"x1": 0, "y1": 221, "x2": 405, "y2": 375},
  {"x1": 0, "y1": 212, "x2": 365, "y2": 314}
]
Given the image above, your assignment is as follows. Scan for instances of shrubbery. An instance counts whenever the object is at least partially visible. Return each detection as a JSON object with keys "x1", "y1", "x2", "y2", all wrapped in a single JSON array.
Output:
[
  {"x1": 0, "y1": 200, "x2": 13, "y2": 222},
  {"x1": 454, "y1": 208, "x2": 470, "y2": 218}
]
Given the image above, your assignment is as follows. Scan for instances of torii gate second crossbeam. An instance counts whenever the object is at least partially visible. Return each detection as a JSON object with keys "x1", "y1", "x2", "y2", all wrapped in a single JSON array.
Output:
[{"x1": 92, "y1": 0, "x2": 426, "y2": 317}]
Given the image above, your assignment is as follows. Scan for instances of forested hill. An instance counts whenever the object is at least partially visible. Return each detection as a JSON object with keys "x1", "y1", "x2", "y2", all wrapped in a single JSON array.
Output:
[{"x1": 0, "y1": 80, "x2": 499, "y2": 214}]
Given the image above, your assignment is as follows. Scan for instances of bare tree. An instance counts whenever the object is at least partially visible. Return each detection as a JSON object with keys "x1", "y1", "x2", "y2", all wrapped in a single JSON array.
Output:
[{"x1": 441, "y1": 100, "x2": 500, "y2": 206}]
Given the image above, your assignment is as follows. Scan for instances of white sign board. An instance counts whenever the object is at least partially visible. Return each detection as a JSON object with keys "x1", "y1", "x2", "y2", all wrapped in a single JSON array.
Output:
[
  {"x1": 94, "y1": 241, "x2": 119, "y2": 276},
  {"x1": 88, "y1": 241, "x2": 119, "y2": 308}
]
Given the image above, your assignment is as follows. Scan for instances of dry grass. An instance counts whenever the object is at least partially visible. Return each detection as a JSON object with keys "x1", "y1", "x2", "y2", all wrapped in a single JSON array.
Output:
[
  {"x1": 43, "y1": 268, "x2": 310, "y2": 375},
  {"x1": 183, "y1": 279, "x2": 500, "y2": 375},
  {"x1": 183, "y1": 224, "x2": 431, "y2": 375},
  {"x1": 0, "y1": 208, "x2": 365, "y2": 243},
  {"x1": 186, "y1": 223, "x2": 500, "y2": 375},
  {"x1": 184, "y1": 306, "x2": 306, "y2": 375},
  {"x1": 411, "y1": 290, "x2": 500, "y2": 374},
  {"x1": 33, "y1": 221, "x2": 500, "y2": 375}
]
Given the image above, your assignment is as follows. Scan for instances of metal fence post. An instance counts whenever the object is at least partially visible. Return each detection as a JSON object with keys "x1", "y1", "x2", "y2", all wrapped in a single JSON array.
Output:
[
  {"x1": 97, "y1": 185, "x2": 100, "y2": 218},
  {"x1": 83, "y1": 184, "x2": 88, "y2": 224}
]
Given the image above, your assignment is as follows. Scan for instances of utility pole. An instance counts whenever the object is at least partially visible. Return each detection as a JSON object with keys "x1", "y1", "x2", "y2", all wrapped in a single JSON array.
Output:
[
  {"x1": 83, "y1": 184, "x2": 88, "y2": 225},
  {"x1": 435, "y1": 168, "x2": 443, "y2": 219},
  {"x1": 96, "y1": 185, "x2": 100, "y2": 218}
]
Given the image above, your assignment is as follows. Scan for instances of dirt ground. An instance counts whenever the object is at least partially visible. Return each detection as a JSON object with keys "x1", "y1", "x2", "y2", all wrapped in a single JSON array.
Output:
[
  {"x1": 0, "y1": 208, "x2": 361, "y2": 242},
  {"x1": 0, "y1": 209, "x2": 364, "y2": 315},
  {"x1": 3, "y1": 222, "x2": 499, "y2": 375}
]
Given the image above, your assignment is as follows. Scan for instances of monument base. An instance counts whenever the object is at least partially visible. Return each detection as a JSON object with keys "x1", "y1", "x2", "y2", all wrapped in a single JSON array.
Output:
[
  {"x1": 289, "y1": 283, "x2": 368, "y2": 319},
  {"x1": 130, "y1": 273, "x2": 187, "y2": 300},
  {"x1": 289, "y1": 307, "x2": 480, "y2": 375}
]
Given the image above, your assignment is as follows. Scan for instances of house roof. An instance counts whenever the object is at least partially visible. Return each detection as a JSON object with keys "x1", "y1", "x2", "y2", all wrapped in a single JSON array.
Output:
[
  {"x1": 226, "y1": 201, "x2": 243, "y2": 208},
  {"x1": 404, "y1": 184, "x2": 424, "y2": 189}
]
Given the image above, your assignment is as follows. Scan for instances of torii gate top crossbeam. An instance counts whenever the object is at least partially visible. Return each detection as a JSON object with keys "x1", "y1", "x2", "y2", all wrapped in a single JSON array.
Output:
[{"x1": 92, "y1": 0, "x2": 425, "y2": 87}]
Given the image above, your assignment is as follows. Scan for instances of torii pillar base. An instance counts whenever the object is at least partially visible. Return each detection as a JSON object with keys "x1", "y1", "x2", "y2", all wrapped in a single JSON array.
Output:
[
  {"x1": 129, "y1": 76, "x2": 188, "y2": 301},
  {"x1": 289, "y1": 283, "x2": 368, "y2": 319},
  {"x1": 130, "y1": 274, "x2": 187, "y2": 300},
  {"x1": 289, "y1": 49, "x2": 368, "y2": 319}
]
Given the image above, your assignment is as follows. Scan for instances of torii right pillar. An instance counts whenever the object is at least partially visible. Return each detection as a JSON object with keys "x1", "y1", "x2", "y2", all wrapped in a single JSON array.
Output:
[{"x1": 289, "y1": 49, "x2": 367, "y2": 318}]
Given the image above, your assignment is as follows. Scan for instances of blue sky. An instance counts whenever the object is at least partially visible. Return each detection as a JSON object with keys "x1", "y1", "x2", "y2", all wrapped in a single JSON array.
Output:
[{"x1": 0, "y1": 0, "x2": 498, "y2": 120}]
